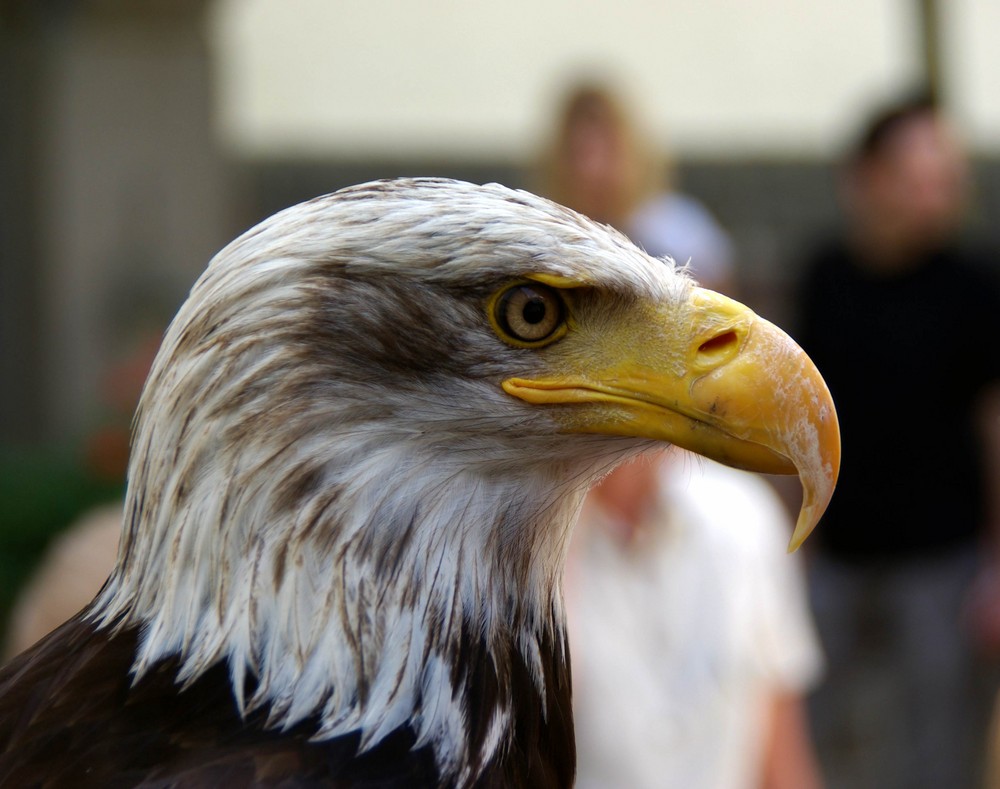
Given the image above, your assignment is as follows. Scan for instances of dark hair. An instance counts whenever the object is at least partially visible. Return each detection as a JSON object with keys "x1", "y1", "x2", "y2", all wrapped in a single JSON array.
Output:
[{"x1": 851, "y1": 91, "x2": 939, "y2": 164}]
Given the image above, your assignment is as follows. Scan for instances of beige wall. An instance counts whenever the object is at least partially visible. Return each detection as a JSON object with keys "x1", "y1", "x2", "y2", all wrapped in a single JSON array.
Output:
[
  {"x1": 32, "y1": 7, "x2": 232, "y2": 438},
  {"x1": 207, "y1": 0, "x2": 1000, "y2": 159}
]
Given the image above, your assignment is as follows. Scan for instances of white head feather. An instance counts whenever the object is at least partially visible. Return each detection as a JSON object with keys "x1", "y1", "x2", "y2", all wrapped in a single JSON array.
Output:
[{"x1": 92, "y1": 178, "x2": 690, "y2": 780}]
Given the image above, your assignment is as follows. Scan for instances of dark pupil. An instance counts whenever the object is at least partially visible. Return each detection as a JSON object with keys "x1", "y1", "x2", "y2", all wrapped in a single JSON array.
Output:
[{"x1": 522, "y1": 297, "x2": 546, "y2": 324}]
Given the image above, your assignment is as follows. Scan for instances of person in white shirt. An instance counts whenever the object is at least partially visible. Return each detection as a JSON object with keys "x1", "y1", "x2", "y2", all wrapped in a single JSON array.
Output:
[{"x1": 565, "y1": 452, "x2": 824, "y2": 789}]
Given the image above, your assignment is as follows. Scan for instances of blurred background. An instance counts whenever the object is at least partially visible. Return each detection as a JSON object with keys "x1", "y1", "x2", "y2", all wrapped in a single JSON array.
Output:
[
  {"x1": 6, "y1": 1, "x2": 1000, "y2": 454},
  {"x1": 0, "y1": 0, "x2": 1000, "y2": 784},
  {"x1": 2, "y1": 0, "x2": 1000, "y2": 783},
  {"x1": 0, "y1": 0, "x2": 1000, "y2": 652}
]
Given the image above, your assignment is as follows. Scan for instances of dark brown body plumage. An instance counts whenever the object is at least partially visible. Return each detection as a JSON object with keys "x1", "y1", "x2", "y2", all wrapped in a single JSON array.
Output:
[{"x1": 0, "y1": 616, "x2": 574, "y2": 788}]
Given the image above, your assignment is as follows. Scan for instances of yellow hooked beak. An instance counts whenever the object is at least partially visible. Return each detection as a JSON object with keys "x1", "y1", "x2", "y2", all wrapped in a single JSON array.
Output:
[{"x1": 503, "y1": 286, "x2": 840, "y2": 551}]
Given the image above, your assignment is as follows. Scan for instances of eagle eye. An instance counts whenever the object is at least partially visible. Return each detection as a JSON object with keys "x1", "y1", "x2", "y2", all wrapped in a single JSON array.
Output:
[{"x1": 492, "y1": 282, "x2": 567, "y2": 347}]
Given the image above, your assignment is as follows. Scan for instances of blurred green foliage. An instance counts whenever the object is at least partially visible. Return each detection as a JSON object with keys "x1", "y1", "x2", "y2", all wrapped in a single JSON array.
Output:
[{"x1": 0, "y1": 446, "x2": 124, "y2": 646}]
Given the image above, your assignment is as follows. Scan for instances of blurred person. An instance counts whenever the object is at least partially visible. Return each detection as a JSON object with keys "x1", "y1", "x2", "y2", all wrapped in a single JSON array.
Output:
[
  {"x1": 544, "y1": 81, "x2": 825, "y2": 788},
  {"x1": 566, "y1": 452, "x2": 824, "y2": 789},
  {"x1": 795, "y1": 93, "x2": 1000, "y2": 789},
  {"x1": 3, "y1": 333, "x2": 159, "y2": 657},
  {"x1": 539, "y1": 82, "x2": 735, "y2": 292},
  {"x1": 989, "y1": 694, "x2": 1000, "y2": 789},
  {"x1": 3, "y1": 502, "x2": 120, "y2": 658}
]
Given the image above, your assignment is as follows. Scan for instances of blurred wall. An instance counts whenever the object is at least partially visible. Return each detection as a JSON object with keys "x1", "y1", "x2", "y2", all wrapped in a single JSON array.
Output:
[
  {"x1": 0, "y1": 1, "x2": 234, "y2": 444},
  {"x1": 208, "y1": 0, "x2": 1000, "y2": 159}
]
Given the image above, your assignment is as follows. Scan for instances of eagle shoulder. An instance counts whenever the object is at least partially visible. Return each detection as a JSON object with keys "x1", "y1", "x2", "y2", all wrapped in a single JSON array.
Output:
[
  {"x1": 0, "y1": 615, "x2": 573, "y2": 788},
  {"x1": 0, "y1": 618, "x2": 441, "y2": 787}
]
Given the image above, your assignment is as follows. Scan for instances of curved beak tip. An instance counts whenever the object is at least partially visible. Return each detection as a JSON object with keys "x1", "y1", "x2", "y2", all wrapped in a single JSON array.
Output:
[
  {"x1": 789, "y1": 508, "x2": 821, "y2": 553},
  {"x1": 787, "y1": 424, "x2": 840, "y2": 553}
]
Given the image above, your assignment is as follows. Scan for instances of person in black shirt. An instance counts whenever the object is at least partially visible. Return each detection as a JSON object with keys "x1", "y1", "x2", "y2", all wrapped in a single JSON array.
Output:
[{"x1": 797, "y1": 94, "x2": 1000, "y2": 789}]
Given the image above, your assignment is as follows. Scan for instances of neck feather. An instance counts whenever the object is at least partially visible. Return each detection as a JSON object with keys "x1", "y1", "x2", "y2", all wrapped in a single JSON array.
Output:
[{"x1": 93, "y1": 424, "x2": 595, "y2": 781}]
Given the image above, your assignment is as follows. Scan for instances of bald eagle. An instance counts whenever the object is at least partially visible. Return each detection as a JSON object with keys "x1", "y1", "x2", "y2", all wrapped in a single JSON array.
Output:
[{"x1": 0, "y1": 179, "x2": 838, "y2": 787}]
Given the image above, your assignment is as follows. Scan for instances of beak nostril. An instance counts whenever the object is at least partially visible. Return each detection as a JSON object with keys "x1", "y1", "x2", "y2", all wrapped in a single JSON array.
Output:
[{"x1": 698, "y1": 330, "x2": 740, "y2": 360}]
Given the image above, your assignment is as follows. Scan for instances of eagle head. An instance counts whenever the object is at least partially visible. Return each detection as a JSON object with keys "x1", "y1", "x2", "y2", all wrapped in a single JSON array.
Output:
[{"x1": 90, "y1": 178, "x2": 838, "y2": 784}]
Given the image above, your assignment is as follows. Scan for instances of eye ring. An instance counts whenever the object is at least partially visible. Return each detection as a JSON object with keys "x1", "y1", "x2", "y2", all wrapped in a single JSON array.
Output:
[{"x1": 491, "y1": 282, "x2": 567, "y2": 347}]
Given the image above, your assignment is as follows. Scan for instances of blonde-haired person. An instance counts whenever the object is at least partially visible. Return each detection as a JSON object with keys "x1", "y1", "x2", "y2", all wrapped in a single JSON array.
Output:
[
  {"x1": 538, "y1": 82, "x2": 734, "y2": 293},
  {"x1": 543, "y1": 81, "x2": 825, "y2": 789},
  {"x1": 565, "y1": 452, "x2": 824, "y2": 789}
]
